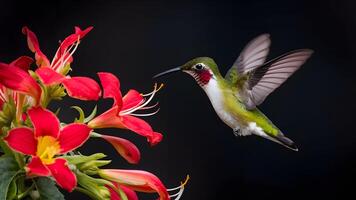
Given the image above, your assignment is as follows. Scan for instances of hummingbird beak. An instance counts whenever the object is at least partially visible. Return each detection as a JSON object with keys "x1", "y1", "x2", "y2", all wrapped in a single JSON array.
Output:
[{"x1": 153, "y1": 67, "x2": 181, "y2": 79}]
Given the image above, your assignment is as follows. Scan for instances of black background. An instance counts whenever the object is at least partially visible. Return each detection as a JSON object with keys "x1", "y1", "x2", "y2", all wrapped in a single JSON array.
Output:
[{"x1": 1, "y1": 0, "x2": 355, "y2": 199}]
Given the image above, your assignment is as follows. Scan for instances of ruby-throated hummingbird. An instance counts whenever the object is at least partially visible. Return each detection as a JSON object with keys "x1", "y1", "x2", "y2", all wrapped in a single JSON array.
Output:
[{"x1": 154, "y1": 34, "x2": 313, "y2": 151}]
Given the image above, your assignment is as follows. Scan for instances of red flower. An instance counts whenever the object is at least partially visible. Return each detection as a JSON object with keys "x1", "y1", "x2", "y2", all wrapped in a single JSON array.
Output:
[
  {"x1": 22, "y1": 26, "x2": 100, "y2": 101},
  {"x1": 88, "y1": 72, "x2": 163, "y2": 146},
  {"x1": 22, "y1": 26, "x2": 92, "y2": 72},
  {"x1": 36, "y1": 67, "x2": 101, "y2": 101},
  {"x1": 0, "y1": 60, "x2": 41, "y2": 105},
  {"x1": 100, "y1": 134, "x2": 141, "y2": 164},
  {"x1": 4, "y1": 107, "x2": 92, "y2": 191},
  {"x1": 99, "y1": 169, "x2": 169, "y2": 200}
]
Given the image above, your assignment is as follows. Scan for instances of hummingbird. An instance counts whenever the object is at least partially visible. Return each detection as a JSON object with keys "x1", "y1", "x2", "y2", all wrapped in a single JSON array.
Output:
[{"x1": 153, "y1": 34, "x2": 313, "y2": 151}]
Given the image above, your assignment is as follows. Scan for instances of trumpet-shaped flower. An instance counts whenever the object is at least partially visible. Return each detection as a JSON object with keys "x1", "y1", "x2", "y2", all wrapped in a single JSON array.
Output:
[
  {"x1": 36, "y1": 67, "x2": 101, "y2": 101},
  {"x1": 0, "y1": 58, "x2": 41, "y2": 106},
  {"x1": 95, "y1": 133, "x2": 141, "y2": 164},
  {"x1": 99, "y1": 169, "x2": 169, "y2": 200},
  {"x1": 88, "y1": 72, "x2": 163, "y2": 145},
  {"x1": 4, "y1": 107, "x2": 92, "y2": 191},
  {"x1": 22, "y1": 26, "x2": 92, "y2": 72},
  {"x1": 100, "y1": 170, "x2": 188, "y2": 200},
  {"x1": 22, "y1": 26, "x2": 101, "y2": 101}
]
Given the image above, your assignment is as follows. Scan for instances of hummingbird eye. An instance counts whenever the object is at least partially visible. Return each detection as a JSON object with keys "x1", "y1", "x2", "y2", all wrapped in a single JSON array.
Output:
[{"x1": 195, "y1": 64, "x2": 204, "y2": 70}]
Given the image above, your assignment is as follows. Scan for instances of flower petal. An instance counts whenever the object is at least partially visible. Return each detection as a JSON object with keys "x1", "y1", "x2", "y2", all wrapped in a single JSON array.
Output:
[
  {"x1": 59, "y1": 123, "x2": 91, "y2": 153},
  {"x1": 88, "y1": 107, "x2": 124, "y2": 129},
  {"x1": 99, "y1": 169, "x2": 169, "y2": 200},
  {"x1": 150, "y1": 132, "x2": 163, "y2": 146},
  {"x1": 120, "y1": 185, "x2": 138, "y2": 200},
  {"x1": 121, "y1": 115, "x2": 163, "y2": 146},
  {"x1": 0, "y1": 63, "x2": 42, "y2": 104},
  {"x1": 47, "y1": 158, "x2": 77, "y2": 192},
  {"x1": 36, "y1": 67, "x2": 65, "y2": 85},
  {"x1": 121, "y1": 90, "x2": 143, "y2": 111},
  {"x1": 22, "y1": 26, "x2": 50, "y2": 67},
  {"x1": 28, "y1": 107, "x2": 60, "y2": 138},
  {"x1": 4, "y1": 127, "x2": 37, "y2": 155},
  {"x1": 107, "y1": 182, "x2": 138, "y2": 200},
  {"x1": 62, "y1": 77, "x2": 101, "y2": 101},
  {"x1": 97, "y1": 72, "x2": 122, "y2": 108},
  {"x1": 101, "y1": 135, "x2": 140, "y2": 164},
  {"x1": 52, "y1": 26, "x2": 93, "y2": 70},
  {"x1": 26, "y1": 156, "x2": 50, "y2": 176},
  {"x1": 10, "y1": 56, "x2": 34, "y2": 71}
]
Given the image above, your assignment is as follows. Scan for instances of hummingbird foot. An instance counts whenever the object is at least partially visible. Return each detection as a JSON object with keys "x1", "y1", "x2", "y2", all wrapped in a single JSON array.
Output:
[{"x1": 233, "y1": 127, "x2": 242, "y2": 137}]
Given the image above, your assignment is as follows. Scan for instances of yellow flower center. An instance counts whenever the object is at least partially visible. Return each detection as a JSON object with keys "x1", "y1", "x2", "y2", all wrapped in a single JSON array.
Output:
[{"x1": 36, "y1": 136, "x2": 60, "y2": 165}]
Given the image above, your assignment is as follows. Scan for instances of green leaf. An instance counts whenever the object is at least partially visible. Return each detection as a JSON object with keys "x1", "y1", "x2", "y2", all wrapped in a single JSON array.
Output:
[
  {"x1": 62, "y1": 153, "x2": 107, "y2": 165},
  {"x1": 71, "y1": 106, "x2": 85, "y2": 123},
  {"x1": 34, "y1": 177, "x2": 64, "y2": 200},
  {"x1": 0, "y1": 156, "x2": 19, "y2": 200},
  {"x1": 84, "y1": 106, "x2": 97, "y2": 123}
]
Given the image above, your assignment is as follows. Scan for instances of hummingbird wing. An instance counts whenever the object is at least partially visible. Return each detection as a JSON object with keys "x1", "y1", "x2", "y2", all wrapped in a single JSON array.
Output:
[
  {"x1": 241, "y1": 49, "x2": 313, "y2": 109},
  {"x1": 225, "y1": 34, "x2": 271, "y2": 85}
]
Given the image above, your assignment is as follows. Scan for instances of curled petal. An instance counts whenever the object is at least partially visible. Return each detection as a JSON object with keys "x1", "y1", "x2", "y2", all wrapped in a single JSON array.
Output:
[
  {"x1": 101, "y1": 135, "x2": 140, "y2": 164},
  {"x1": 88, "y1": 107, "x2": 124, "y2": 129},
  {"x1": 59, "y1": 123, "x2": 91, "y2": 153},
  {"x1": 10, "y1": 56, "x2": 34, "y2": 71},
  {"x1": 22, "y1": 26, "x2": 50, "y2": 67},
  {"x1": 122, "y1": 90, "x2": 143, "y2": 111},
  {"x1": 4, "y1": 127, "x2": 37, "y2": 155},
  {"x1": 47, "y1": 158, "x2": 77, "y2": 192},
  {"x1": 62, "y1": 77, "x2": 101, "y2": 101},
  {"x1": 121, "y1": 115, "x2": 162, "y2": 146},
  {"x1": 26, "y1": 156, "x2": 50, "y2": 176},
  {"x1": 36, "y1": 67, "x2": 65, "y2": 85},
  {"x1": 150, "y1": 132, "x2": 163, "y2": 146},
  {"x1": 0, "y1": 63, "x2": 42, "y2": 104},
  {"x1": 28, "y1": 107, "x2": 60, "y2": 138},
  {"x1": 97, "y1": 72, "x2": 122, "y2": 108},
  {"x1": 99, "y1": 169, "x2": 169, "y2": 200}
]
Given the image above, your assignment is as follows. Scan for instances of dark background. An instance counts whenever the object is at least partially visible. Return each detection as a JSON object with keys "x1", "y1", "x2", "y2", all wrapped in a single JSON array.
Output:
[{"x1": 1, "y1": 0, "x2": 355, "y2": 199}]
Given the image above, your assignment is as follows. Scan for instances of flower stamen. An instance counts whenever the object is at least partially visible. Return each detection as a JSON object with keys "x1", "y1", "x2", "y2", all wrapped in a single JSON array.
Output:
[
  {"x1": 168, "y1": 175, "x2": 190, "y2": 200},
  {"x1": 120, "y1": 83, "x2": 162, "y2": 116},
  {"x1": 130, "y1": 108, "x2": 160, "y2": 117}
]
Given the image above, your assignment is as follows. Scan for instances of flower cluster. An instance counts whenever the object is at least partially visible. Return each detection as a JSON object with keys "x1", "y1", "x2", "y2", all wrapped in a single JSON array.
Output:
[{"x1": 0, "y1": 26, "x2": 188, "y2": 200}]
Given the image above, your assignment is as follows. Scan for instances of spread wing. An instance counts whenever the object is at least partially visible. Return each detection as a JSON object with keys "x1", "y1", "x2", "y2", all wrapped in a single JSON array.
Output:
[
  {"x1": 242, "y1": 49, "x2": 313, "y2": 109},
  {"x1": 225, "y1": 34, "x2": 271, "y2": 85}
]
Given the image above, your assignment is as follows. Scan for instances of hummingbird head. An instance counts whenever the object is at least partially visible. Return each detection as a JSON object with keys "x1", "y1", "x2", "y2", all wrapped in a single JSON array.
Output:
[{"x1": 153, "y1": 57, "x2": 221, "y2": 87}]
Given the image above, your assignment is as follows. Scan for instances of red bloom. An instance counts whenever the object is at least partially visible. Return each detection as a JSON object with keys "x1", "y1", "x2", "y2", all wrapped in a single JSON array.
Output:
[
  {"x1": 99, "y1": 169, "x2": 169, "y2": 200},
  {"x1": 4, "y1": 107, "x2": 92, "y2": 191},
  {"x1": 0, "y1": 62, "x2": 41, "y2": 105},
  {"x1": 88, "y1": 72, "x2": 163, "y2": 146},
  {"x1": 101, "y1": 134, "x2": 141, "y2": 164},
  {"x1": 22, "y1": 26, "x2": 92, "y2": 72},
  {"x1": 36, "y1": 66, "x2": 101, "y2": 101}
]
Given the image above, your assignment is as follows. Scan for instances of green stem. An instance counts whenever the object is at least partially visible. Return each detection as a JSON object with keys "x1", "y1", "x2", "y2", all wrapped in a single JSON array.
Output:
[
  {"x1": 75, "y1": 187, "x2": 99, "y2": 200},
  {"x1": 14, "y1": 152, "x2": 25, "y2": 168},
  {"x1": 17, "y1": 183, "x2": 35, "y2": 199}
]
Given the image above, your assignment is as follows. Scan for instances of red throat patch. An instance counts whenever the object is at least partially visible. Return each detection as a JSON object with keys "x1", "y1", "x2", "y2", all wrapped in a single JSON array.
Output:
[{"x1": 196, "y1": 69, "x2": 212, "y2": 86}]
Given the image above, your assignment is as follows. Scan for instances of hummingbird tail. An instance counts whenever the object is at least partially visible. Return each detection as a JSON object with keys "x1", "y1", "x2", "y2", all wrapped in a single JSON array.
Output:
[{"x1": 273, "y1": 133, "x2": 299, "y2": 151}]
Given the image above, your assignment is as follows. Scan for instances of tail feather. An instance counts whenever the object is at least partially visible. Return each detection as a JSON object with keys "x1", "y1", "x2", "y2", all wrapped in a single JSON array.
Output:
[{"x1": 271, "y1": 132, "x2": 298, "y2": 151}]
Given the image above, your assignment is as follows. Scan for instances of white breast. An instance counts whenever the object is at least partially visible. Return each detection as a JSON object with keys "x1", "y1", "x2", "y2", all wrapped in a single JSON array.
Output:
[{"x1": 202, "y1": 78, "x2": 240, "y2": 130}]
